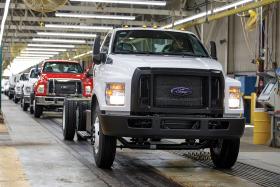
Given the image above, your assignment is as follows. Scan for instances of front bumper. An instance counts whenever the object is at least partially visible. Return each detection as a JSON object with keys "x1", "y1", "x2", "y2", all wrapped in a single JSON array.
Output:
[
  {"x1": 100, "y1": 114, "x2": 245, "y2": 139},
  {"x1": 15, "y1": 93, "x2": 22, "y2": 99},
  {"x1": 35, "y1": 96, "x2": 65, "y2": 106}
]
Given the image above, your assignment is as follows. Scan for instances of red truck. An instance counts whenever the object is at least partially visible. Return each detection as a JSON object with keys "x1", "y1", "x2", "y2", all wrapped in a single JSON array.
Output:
[{"x1": 31, "y1": 60, "x2": 93, "y2": 118}]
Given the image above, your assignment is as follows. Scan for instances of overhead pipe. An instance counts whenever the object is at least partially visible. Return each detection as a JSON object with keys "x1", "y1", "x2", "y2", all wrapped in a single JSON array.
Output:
[{"x1": 176, "y1": 0, "x2": 280, "y2": 29}]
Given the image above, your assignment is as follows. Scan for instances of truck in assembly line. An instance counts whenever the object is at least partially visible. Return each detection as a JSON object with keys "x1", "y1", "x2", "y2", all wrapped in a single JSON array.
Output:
[
  {"x1": 62, "y1": 28, "x2": 245, "y2": 169},
  {"x1": 31, "y1": 60, "x2": 93, "y2": 118}
]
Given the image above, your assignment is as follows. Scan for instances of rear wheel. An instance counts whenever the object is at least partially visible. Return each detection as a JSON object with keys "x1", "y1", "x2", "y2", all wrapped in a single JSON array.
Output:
[
  {"x1": 77, "y1": 101, "x2": 90, "y2": 141},
  {"x1": 63, "y1": 99, "x2": 77, "y2": 141},
  {"x1": 14, "y1": 96, "x2": 19, "y2": 104},
  {"x1": 210, "y1": 138, "x2": 240, "y2": 169},
  {"x1": 34, "y1": 100, "x2": 43, "y2": 118},
  {"x1": 92, "y1": 102, "x2": 116, "y2": 169}
]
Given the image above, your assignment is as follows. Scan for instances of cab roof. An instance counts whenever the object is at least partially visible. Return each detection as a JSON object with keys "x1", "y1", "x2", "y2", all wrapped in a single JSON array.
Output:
[{"x1": 113, "y1": 27, "x2": 196, "y2": 36}]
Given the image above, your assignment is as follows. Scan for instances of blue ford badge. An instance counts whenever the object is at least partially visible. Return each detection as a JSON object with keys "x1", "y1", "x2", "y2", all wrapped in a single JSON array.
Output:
[{"x1": 171, "y1": 87, "x2": 193, "y2": 96}]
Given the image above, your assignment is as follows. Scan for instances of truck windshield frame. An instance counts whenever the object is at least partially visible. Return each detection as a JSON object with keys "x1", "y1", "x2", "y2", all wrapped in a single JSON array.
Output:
[
  {"x1": 112, "y1": 30, "x2": 209, "y2": 58},
  {"x1": 42, "y1": 61, "x2": 83, "y2": 74}
]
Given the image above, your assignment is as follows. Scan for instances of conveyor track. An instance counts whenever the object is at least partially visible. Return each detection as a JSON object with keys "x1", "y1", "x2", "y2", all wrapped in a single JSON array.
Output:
[{"x1": 172, "y1": 150, "x2": 280, "y2": 187}]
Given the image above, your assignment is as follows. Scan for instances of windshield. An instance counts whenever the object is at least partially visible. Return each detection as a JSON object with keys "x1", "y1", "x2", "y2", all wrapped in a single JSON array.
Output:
[
  {"x1": 43, "y1": 62, "x2": 83, "y2": 74},
  {"x1": 113, "y1": 30, "x2": 209, "y2": 57},
  {"x1": 30, "y1": 69, "x2": 40, "y2": 78}
]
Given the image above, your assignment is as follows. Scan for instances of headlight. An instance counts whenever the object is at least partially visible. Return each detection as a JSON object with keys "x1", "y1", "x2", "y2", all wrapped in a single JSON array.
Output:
[
  {"x1": 37, "y1": 84, "x2": 45, "y2": 94},
  {"x1": 85, "y1": 85, "x2": 92, "y2": 95},
  {"x1": 229, "y1": 87, "x2": 241, "y2": 109},
  {"x1": 105, "y1": 83, "x2": 125, "y2": 106},
  {"x1": 25, "y1": 87, "x2": 31, "y2": 93}
]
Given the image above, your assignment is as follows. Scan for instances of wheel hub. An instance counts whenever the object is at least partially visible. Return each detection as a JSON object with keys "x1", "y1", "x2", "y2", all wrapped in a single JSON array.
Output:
[{"x1": 93, "y1": 116, "x2": 100, "y2": 154}]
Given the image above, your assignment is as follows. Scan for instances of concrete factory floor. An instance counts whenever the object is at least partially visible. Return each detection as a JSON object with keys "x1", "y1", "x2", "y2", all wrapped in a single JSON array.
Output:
[{"x1": 0, "y1": 95, "x2": 280, "y2": 187}]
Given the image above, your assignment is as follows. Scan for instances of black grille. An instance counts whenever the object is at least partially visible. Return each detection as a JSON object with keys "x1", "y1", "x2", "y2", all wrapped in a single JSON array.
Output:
[
  {"x1": 131, "y1": 68, "x2": 224, "y2": 115},
  {"x1": 154, "y1": 75, "x2": 207, "y2": 108},
  {"x1": 48, "y1": 79, "x2": 82, "y2": 96}
]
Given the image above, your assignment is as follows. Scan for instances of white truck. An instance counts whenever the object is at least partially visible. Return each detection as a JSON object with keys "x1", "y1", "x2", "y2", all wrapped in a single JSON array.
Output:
[
  {"x1": 21, "y1": 68, "x2": 40, "y2": 111},
  {"x1": 14, "y1": 73, "x2": 29, "y2": 104},
  {"x1": 8, "y1": 74, "x2": 17, "y2": 100},
  {"x1": 63, "y1": 28, "x2": 245, "y2": 169}
]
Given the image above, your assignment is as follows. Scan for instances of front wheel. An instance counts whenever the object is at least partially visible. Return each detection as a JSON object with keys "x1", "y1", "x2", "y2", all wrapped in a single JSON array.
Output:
[
  {"x1": 210, "y1": 138, "x2": 240, "y2": 169},
  {"x1": 34, "y1": 100, "x2": 43, "y2": 118},
  {"x1": 22, "y1": 98, "x2": 29, "y2": 111},
  {"x1": 62, "y1": 99, "x2": 77, "y2": 141},
  {"x1": 92, "y1": 102, "x2": 116, "y2": 169}
]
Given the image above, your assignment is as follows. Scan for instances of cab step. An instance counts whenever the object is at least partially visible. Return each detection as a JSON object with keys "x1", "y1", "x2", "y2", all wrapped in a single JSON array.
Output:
[{"x1": 77, "y1": 131, "x2": 91, "y2": 139}]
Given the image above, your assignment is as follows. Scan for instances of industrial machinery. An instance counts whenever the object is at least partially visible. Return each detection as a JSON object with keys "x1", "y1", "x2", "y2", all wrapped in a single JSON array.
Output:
[{"x1": 258, "y1": 68, "x2": 280, "y2": 147}]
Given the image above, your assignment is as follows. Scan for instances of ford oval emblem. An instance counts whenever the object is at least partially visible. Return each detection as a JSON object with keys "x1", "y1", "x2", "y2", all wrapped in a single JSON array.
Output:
[{"x1": 171, "y1": 87, "x2": 193, "y2": 96}]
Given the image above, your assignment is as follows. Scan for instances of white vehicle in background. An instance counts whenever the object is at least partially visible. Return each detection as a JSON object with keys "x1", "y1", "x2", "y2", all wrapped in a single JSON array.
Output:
[
  {"x1": 2, "y1": 79, "x2": 9, "y2": 93},
  {"x1": 63, "y1": 28, "x2": 245, "y2": 169},
  {"x1": 4, "y1": 80, "x2": 10, "y2": 95},
  {"x1": 14, "y1": 73, "x2": 29, "y2": 104},
  {"x1": 8, "y1": 75, "x2": 17, "y2": 100},
  {"x1": 21, "y1": 68, "x2": 40, "y2": 112}
]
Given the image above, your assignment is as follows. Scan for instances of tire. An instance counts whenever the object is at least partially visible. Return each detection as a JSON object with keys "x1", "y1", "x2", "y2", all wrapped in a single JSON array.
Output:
[
  {"x1": 14, "y1": 97, "x2": 19, "y2": 104},
  {"x1": 77, "y1": 101, "x2": 90, "y2": 141},
  {"x1": 8, "y1": 94, "x2": 13, "y2": 100},
  {"x1": 210, "y1": 138, "x2": 240, "y2": 169},
  {"x1": 30, "y1": 94, "x2": 34, "y2": 114},
  {"x1": 63, "y1": 99, "x2": 77, "y2": 141},
  {"x1": 92, "y1": 102, "x2": 116, "y2": 169},
  {"x1": 22, "y1": 98, "x2": 28, "y2": 111},
  {"x1": 34, "y1": 100, "x2": 43, "y2": 118}
]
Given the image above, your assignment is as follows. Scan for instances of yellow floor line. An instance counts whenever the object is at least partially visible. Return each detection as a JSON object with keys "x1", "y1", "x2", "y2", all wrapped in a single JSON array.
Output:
[
  {"x1": 0, "y1": 146, "x2": 30, "y2": 187},
  {"x1": 0, "y1": 123, "x2": 8, "y2": 133}
]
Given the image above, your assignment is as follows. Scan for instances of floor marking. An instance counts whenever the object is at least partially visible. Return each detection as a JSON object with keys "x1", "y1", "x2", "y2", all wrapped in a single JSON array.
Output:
[{"x1": 0, "y1": 146, "x2": 30, "y2": 187}]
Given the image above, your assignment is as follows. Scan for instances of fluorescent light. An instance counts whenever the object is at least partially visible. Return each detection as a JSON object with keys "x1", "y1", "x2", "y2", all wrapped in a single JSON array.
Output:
[
  {"x1": 56, "y1": 12, "x2": 135, "y2": 20},
  {"x1": 28, "y1": 44, "x2": 75, "y2": 48},
  {"x1": 25, "y1": 48, "x2": 67, "y2": 52},
  {"x1": 214, "y1": 0, "x2": 253, "y2": 13},
  {"x1": 45, "y1": 24, "x2": 113, "y2": 30},
  {"x1": 32, "y1": 38, "x2": 86, "y2": 44},
  {"x1": 70, "y1": 0, "x2": 166, "y2": 6},
  {"x1": 73, "y1": 51, "x2": 92, "y2": 59},
  {"x1": 21, "y1": 51, "x2": 59, "y2": 55},
  {"x1": 162, "y1": 0, "x2": 254, "y2": 29},
  {"x1": 20, "y1": 54, "x2": 54, "y2": 57},
  {"x1": 37, "y1": 32, "x2": 97, "y2": 38},
  {"x1": 0, "y1": 0, "x2": 11, "y2": 46}
]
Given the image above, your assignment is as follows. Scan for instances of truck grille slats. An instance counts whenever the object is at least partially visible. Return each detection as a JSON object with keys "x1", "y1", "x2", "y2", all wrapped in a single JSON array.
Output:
[
  {"x1": 154, "y1": 75, "x2": 206, "y2": 108},
  {"x1": 48, "y1": 79, "x2": 82, "y2": 96},
  {"x1": 131, "y1": 68, "x2": 224, "y2": 115}
]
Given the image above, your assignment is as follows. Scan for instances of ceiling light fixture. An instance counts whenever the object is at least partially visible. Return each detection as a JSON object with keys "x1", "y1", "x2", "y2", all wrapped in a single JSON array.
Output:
[
  {"x1": 56, "y1": 12, "x2": 135, "y2": 20},
  {"x1": 0, "y1": 0, "x2": 11, "y2": 46},
  {"x1": 37, "y1": 32, "x2": 97, "y2": 38},
  {"x1": 25, "y1": 48, "x2": 68, "y2": 52},
  {"x1": 32, "y1": 38, "x2": 86, "y2": 44},
  {"x1": 70, "y1": 0, "x2": 166, "y2": 6},
  {"x1": 21, "y1": 51, "x2": 60, "y2": 55},
  {"x1": 162, "y1": 0, "x2": 254, "y2": 29},
  {"x1": 28, "y1": 44, "x2": 75, "y2": 48},
  {"x1": 45, "y1": 24, "x2": 113, "y2": 30},
  {"x1": 20, "y1": 54, "x2": 54, "y2": 57}
]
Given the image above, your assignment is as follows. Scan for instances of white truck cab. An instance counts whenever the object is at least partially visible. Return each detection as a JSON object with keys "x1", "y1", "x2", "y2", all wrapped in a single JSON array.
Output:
[
  {"x1": 63, "y1": 28, "x2": 245, "y2": 170},
  {"x1": 21, "y1": 68, "x2": 40, "y2": 111},
  {"x1": 14, "y1": 73, "x2": 28, "y2": 103}
]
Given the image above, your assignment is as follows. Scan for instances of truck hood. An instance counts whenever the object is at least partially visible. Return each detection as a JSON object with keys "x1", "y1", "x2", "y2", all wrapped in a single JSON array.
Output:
[
  {"x1": 111, "y1": 54, "x2": 223, "y2": 70},
  {"x1": 41, "y1": 73, "x2": 84, "y2": 80}
]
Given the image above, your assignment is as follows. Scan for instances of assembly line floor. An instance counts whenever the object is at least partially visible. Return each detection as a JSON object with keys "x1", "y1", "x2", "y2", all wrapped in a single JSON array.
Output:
[{"x1": 1, "y1": 95, "x2": 280, "y2": 187}]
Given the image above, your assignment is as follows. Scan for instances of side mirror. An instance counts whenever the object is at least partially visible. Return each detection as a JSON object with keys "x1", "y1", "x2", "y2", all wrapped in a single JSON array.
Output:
[
  {"x1": 92, "y1": 35, "x2": 102, "y2": 65},
  {"x1": 210, "y1": 41, "x2": 217, "y2": 60}
]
